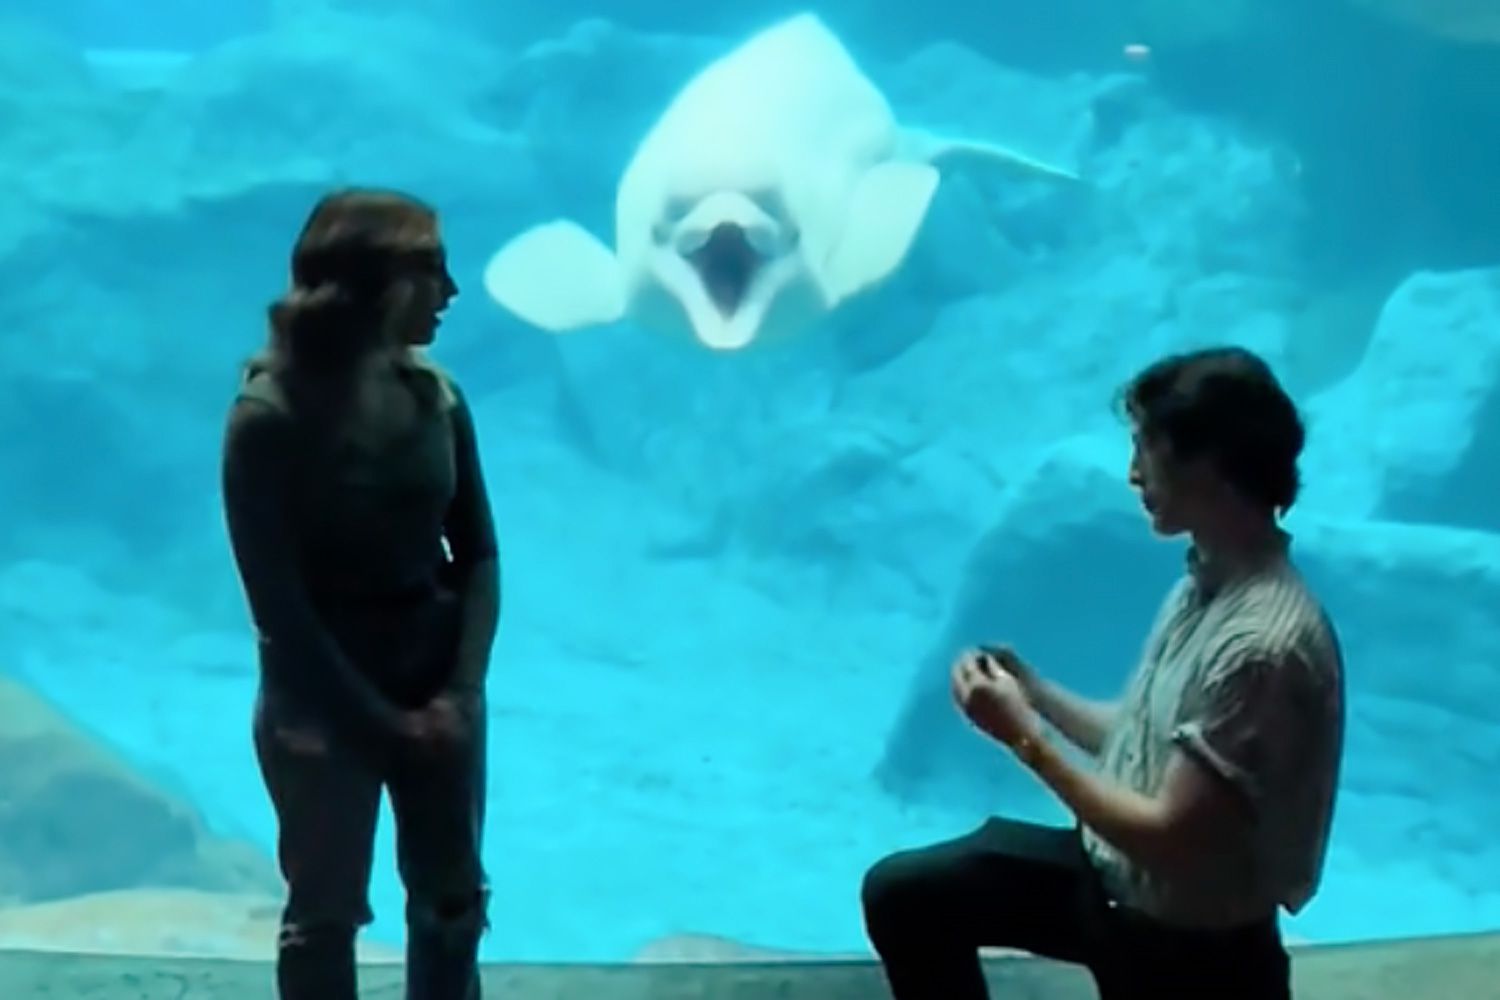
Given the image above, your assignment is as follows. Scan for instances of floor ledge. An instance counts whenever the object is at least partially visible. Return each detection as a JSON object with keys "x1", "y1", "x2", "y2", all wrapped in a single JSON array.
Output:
[{"x1": 1, "y1": 930, "x2": 1495, "y2": 998}]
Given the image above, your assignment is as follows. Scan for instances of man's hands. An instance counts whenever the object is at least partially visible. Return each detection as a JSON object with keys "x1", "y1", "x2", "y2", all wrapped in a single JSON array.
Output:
[
  {"x1": 951, "y1": 646, "x2": 1043, "y2": 751},
  {"x1": 977, "y1": 644, "x2": 1039, "y2": 696}
]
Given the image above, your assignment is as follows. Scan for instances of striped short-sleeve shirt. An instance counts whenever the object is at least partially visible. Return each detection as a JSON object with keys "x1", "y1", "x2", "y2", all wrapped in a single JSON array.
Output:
[{"x1": 1082, "y1": 531, "x2": 1346, "y2": 928}]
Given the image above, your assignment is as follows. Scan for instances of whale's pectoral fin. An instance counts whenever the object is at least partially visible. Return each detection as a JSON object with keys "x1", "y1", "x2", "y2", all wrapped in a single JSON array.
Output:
[
  {"x1": 816, "y1": 161, "x2": 939, "y2": 306},
  {"x1": 482, "y1": 220, "x2": 626, "y2": 332},
  {"x1": 901, "y1": 128, "x2": 1082, "y2": 184}
]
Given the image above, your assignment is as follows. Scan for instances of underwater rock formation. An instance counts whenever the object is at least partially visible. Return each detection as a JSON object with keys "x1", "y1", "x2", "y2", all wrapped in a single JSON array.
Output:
[
  {"x1": 0, "y1": 678, "x2": 279, "y2": 906},
  {"x1": 1300, "y1": 267, "x2": 1500, "y2": 521}
]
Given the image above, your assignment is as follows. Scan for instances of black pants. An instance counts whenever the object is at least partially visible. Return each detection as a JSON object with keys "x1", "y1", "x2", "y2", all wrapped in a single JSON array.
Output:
[
  {"x1": 861, "y1": 818, "x2": 1291, "y2": 999},
  {"x1": 253, "y1": 692, "x2": 489, "y2": 1000}
]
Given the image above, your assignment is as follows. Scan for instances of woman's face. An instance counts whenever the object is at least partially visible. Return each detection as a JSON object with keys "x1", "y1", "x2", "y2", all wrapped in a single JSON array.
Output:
[{"x1": 385, "y1": 238, "x2": 458, "y2": 348}]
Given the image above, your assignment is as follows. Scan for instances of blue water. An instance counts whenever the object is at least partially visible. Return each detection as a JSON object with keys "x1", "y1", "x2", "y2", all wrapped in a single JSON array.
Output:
[{"x1": 2, "y1": 0, "x2": 1500, "y2": 966}]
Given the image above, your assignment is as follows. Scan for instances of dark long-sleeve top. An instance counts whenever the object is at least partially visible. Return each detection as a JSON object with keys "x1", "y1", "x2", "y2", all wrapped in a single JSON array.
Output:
[{"x1": 220, "y1": 359, "x2": 500, "y2": 753}]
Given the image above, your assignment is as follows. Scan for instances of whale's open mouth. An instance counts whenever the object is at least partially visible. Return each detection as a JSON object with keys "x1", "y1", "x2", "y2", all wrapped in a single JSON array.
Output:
[{"x1": 686, "y1": 223, "x2": 761, "y2": 318}]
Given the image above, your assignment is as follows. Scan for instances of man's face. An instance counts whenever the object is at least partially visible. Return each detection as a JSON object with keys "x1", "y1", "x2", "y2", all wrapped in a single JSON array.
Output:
[{"x1": 1128, "y1": 425, "x2": 1212, "y2": 536}]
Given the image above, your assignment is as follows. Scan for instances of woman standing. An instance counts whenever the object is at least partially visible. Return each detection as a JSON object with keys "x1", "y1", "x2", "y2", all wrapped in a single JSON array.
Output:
[{"x1": 221, "y1": 189, "x2": 499, "y2": 1000}]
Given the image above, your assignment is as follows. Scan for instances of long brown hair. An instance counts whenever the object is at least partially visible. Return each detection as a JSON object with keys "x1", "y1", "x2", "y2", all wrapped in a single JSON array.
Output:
[{"x1": 248, "y1": 187, "x2": 453, "y2": 408}]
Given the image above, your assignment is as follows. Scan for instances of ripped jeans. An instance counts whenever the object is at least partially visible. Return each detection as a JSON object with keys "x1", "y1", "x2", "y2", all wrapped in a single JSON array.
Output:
[{"x1": 253, "y1": 690, "x2": 489, "y2": 1000}]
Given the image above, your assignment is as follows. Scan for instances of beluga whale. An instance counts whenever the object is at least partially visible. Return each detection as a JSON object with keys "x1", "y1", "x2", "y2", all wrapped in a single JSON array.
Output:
[{"x1": 482, "y1": 12, "x2": 1080, "y2": 352}]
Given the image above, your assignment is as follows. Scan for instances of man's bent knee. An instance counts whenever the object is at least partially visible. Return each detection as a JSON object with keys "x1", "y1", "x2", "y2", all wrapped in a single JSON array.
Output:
[{"x1": 861, "y1": 851, "x2": 930, "y2": 948}]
